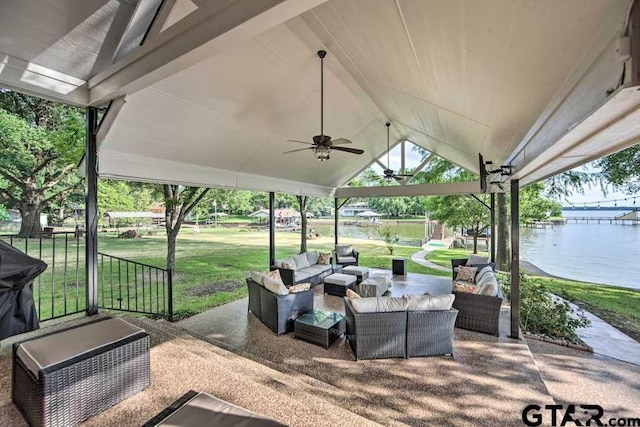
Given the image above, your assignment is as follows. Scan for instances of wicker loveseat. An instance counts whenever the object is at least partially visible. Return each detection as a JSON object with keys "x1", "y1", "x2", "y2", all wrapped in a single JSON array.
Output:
[
  {"x1": 451, "y1": 258, "x2": 503, "y2": 336},
  {"x1": 272, "y1": 250, "x2": 333, "y2": 286},
  {"x1": 246, "y1": 278, "x2": 313, "y2": 334},
  {"x1": 343, "y1": 296, "x2": 458, "y2": 360}
]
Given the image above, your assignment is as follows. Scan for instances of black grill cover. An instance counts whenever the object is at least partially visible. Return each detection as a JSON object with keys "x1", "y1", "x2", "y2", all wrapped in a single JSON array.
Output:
[{"x1": 0, "y1": 240, "x2": 47, "y2": 340}]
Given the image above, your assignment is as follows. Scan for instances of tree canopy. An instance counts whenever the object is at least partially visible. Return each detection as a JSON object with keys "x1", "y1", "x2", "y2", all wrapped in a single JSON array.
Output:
[{"x1": 0, "y1": 90, "x2": 84, "y2": 234}]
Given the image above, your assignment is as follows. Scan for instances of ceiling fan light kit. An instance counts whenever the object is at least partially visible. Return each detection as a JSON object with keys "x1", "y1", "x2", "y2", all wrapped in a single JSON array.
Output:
[{"x1": 283, "y1": 50, "x2": 364, "y2": 161}]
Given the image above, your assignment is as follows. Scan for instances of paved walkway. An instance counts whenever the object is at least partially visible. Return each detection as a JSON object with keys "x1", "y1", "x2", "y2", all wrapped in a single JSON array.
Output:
[
  {"x1": 570, "y1": 300, "x2": 640, "y2": 366},
  {"x1": 410, "y1": 249, "x2": 640, "y2": 366},
  {"x1": 410, "y1": 238, "x2": 454, "y2": 272}
]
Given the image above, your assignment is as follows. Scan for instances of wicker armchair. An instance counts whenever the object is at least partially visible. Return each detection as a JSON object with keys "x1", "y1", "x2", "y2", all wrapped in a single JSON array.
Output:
[
  {"x1": 246, "y1": 279, "x2": 313, "y2": 334},
  {"x1": 333, "y1": 245, "x2": 359, "y2": 267},
  {"x1": 452, "y1": 291, "x2": 502, "y2": 336}
]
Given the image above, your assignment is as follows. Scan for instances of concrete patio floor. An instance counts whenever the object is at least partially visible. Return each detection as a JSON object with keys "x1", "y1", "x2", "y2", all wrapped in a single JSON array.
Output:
[{"x1": 177, "y1": 271, "x2": 555, "y2": 426}]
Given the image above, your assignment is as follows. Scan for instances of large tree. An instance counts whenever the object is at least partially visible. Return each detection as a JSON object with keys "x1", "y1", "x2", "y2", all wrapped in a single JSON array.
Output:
[
  {"x1": 495, "y1": 193, "x2": 510, "y2": 271},
  {"x1": 596, "y1": 145, "x2": 640, "y2": 194},
  {"x1": 0, "y1": 91, "x2": 84, "y2": 235},
  {"x1": 426, "y1": 193, "x2": 490, "y2": 253},
  {"x1": 297, "y1": 195, "x2": 309, "y2": 253},
  {"x1": 163, "y1": 185, "x2": 210, "y2": 271}
]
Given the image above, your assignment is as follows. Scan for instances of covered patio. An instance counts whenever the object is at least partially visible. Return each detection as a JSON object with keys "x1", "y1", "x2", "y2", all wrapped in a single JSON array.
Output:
[{"x1": 2, "y1": 0, "x2": 640, "y2": 425}]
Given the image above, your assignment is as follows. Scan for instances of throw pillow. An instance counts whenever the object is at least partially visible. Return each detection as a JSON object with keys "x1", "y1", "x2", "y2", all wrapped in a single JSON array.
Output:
[
  {"x1": 289, "y1": 283, "x2": 311, "y2": 293},
  {"x1": 281, "y1": 262, "x2": 294, "y2": 270},
  {"x1": 317, "y1": 252, "x2": 331, "y2": 265},
  {"x1": 262, "y1": 275, "x2": 289, "y2": 295},
  {"x1": 466, "y1": 254, "x2": 489, "y2": 266},
  {"x1": 306, "y1": 250, "x2": 320, "y2": 266},
  {"x1": 453, "y1": 282, "x2": 478, "y2": 294},
  {"x1": 455, "y1": 266, "x2": 478, "y2": 283},
  {"x1": 266, "y1": 269, "x2": 283, "y2": 283},
  {"x1": 293, "y1": 253, "x2": 310, "y2": 269},
  {"x1": 346, "y1": 289, "x2": 361, "y2": 300},
  {"x1": 249, "y1": 271, "x2": 265, "y2": 285}
]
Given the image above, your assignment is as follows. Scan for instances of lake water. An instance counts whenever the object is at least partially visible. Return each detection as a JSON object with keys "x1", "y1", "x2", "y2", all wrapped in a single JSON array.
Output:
[{"x1": 312, "y1": 210, "x2": 640, "y2": 289}]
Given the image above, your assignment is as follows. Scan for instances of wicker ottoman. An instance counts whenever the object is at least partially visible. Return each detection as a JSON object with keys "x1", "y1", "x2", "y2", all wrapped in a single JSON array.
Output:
[
  {"x1": 358, "y1": 273, "x2": 391, "y2": 297},
  {"x1": 324, "y1": 273, "x2": 357, "y2": 296},
  {"x1": 342, "y1": 266, "x2": 369, "y2": 284},
  {"x1": 13, "y1": 317, "x2": 150, "y2": 427}
]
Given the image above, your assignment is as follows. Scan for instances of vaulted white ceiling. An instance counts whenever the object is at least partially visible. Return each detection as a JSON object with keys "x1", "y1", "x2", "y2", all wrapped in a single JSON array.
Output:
[{"x1": 1, "y1": 0, "x2": 638, "y2": 196}]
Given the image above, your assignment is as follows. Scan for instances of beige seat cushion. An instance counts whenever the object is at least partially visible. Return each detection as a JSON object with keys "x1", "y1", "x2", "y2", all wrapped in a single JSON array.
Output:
[
  {"x1": 156, "y1": 392, "x2": 284, "y2": 427},
  {"x1": 352, "y1": 296, "x2": 409, "y2": 313},
  {"x1": 406, "y1": 294, "x2": 455, "y2": 311},
  {"x1": 16, "y1": 318, "x2": 144, "y2": 376},
  {"x1": 324, "y1": 273, "x2": 356, "y2": 286},
  {"x1": 262, "y1": 275, "x2": 288, "y2": 295}
]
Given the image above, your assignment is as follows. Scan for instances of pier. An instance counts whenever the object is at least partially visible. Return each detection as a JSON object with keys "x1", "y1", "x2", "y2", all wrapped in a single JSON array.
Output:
[{"x1": 564, "y1": 217, "x2": 639, "y2": 225}]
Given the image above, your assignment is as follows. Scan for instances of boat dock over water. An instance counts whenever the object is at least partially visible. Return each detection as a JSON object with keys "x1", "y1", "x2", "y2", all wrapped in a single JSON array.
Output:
[{"x1": 565, "y1": 210, "x2": 639, "y2": 225}]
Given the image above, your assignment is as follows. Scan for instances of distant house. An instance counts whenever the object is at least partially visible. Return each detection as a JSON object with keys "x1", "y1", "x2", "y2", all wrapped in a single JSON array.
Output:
[
  {"x1": 340, "y1": 203, "x2": 371, "y2": 217},
  {"x1": 104, "y1": 212, "x2": 165, "y2": 227},
  {"x1": 248, "y1": 209, "x2": 301, "y2": 225}
]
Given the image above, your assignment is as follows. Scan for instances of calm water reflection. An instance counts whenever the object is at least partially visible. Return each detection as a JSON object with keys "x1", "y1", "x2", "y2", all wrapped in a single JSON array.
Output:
[{"x1": 313, "y1": 211, "x2": 640, "y2": 289}]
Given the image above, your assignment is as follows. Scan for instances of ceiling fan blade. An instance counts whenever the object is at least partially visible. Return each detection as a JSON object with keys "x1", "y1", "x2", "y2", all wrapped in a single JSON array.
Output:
[
  {"x1": 283, "y1": 147, "x2": 313, "y2": 154},
  {"x1": 332, "y1": 146, "x2": 364, "y2": 155},
  {"x1": 286, "y1": 139, "x2": 313, "y2": 145},
  {"x1": 395, "y1": 173, "x2": 414, "y2": 177},
  {"x1": 331, "y1": 138, "x2": 352, "y2": 146}
]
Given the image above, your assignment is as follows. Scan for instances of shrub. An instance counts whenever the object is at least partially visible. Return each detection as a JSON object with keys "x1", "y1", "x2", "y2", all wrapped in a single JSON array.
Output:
[
  {"x1": 501, "y1": 274, "x2": 590, "y2": 344},
  {"x1": 375, "y1": 225, "x2": 400, "y2": 255}
]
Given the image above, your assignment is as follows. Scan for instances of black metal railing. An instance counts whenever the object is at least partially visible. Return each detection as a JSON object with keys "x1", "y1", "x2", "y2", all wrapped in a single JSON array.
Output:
[
  {"x1": 97, "y1": 252, "x2": 173, "y2": 320},
  {"x1": 1, "y1": 231, "x2": 174, "y2": 322},
  {"x1": 0, "y1": 232, "x2": 86, "y2": 322}
]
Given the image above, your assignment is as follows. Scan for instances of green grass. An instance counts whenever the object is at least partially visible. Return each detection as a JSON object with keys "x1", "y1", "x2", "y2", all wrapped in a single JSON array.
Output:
[
  {"x1": 425, "y1": 249, "x2": 489, "y2": 268},
  {"x1": 538, "y1": 277, "x2": 640, "y2": 341},
  {"x1": 8, "y1": 228, "x2": 447, "y2": 322}
]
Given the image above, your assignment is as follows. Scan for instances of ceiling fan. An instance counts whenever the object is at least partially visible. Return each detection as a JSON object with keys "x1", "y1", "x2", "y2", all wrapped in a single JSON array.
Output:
[
  {"x1": 382, "y1": 121, "x2": 413, "y2": 182},
  {"x1": 283, "y1": 50, "x2": 364, "y2": 161}
]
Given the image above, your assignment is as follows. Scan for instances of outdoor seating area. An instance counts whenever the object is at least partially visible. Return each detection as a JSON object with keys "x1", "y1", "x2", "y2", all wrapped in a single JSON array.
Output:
[{"x1": 3, "y1": 0, "x2": 640, "y2": 424}]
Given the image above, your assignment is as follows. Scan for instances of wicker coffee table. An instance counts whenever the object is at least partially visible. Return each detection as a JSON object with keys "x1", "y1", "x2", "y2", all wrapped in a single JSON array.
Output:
[{"x1": 294, "y1": 310, "x2": 346, "y2": 348}]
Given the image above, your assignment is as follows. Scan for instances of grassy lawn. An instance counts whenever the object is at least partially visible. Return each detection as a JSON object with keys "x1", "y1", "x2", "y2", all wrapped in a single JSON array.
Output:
[
  {"x1": 94, "y1": 228, "x2": 447, "y2": 320},
  {"x1": 427, "y1": 248, "x2": 640, "y2": 341},
  {"x1": 539, "y1": 278, "x2": 640, "y2": 342},
  {"x1": 425, "y1": 248, "x2": 489, "y2": 268}
]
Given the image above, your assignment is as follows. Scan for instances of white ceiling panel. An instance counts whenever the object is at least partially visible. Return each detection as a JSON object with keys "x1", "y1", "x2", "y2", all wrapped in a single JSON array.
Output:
[{"x1": 81, "y1": 0, "x2": 633, "y2": 193}]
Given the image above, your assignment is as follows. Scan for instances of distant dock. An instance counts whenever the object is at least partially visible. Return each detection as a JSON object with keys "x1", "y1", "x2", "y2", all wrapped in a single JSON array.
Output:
[{"x1": 560, "y1": 210, "x2": 639, "y2": 225}]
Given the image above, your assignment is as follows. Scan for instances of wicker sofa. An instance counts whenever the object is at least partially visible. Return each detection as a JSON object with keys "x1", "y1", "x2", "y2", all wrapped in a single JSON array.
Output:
[
  {"x1": 272, "y1": 250, "x2": 333, "y2": 286},
  {"x1": 451, "y1": 258, "x2": 503, "y2": 336},
  {"x1": 343, "y1": 296, "x2": 458, "y2": 360},
  {"x1": 246, "y1": 278, "x2": 314, "y2": 334}
]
